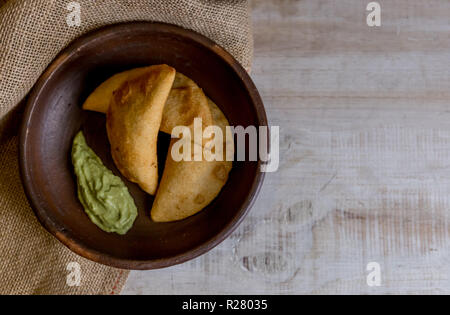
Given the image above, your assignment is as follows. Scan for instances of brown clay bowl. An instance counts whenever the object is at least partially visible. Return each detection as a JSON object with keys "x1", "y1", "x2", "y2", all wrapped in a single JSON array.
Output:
[{"x1": 19, "y1": 22, "x2": 267, "y2": 270}]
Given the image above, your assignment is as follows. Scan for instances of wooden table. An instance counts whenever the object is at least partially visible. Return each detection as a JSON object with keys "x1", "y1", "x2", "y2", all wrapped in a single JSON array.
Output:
[{"x1": 122, "y1": 0, "x2": 450, "y2": 294}]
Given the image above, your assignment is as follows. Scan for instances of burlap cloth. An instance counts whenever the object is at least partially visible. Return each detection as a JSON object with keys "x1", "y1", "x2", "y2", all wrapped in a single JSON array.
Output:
[{"x1": 0, "y1": 0, "x2": 253, "y2": 295}]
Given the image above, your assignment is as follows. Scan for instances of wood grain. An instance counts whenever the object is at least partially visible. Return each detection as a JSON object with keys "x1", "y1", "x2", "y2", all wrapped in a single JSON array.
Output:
[{"x1": 123, "y1": 0, "x2": 450, "y2": 294}]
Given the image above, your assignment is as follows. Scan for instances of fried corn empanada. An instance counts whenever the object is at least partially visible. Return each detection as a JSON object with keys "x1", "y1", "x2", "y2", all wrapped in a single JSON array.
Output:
[
  {"x1": 83, "y1": 66, "x2": 153, "y2": 113},
  {"x1": 83, "y1": 69, "x2": 213, "y2": 136},
  {"x1": 106, "y1": 64, "x2": 176, "y2": 195},
  {"x1": 150, "y1": 99, "x2": 233, "y2": 222}
]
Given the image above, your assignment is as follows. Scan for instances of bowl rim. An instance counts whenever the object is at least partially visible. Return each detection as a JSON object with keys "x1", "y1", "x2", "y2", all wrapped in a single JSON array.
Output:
[{"x1": 19, "y1": 21, "x2": 268, "y2": 270}]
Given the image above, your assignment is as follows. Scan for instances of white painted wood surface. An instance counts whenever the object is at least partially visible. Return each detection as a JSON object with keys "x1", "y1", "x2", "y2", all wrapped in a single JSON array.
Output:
[{"x1": 122, "y1": 0, "x2": 450, "y2": 294}]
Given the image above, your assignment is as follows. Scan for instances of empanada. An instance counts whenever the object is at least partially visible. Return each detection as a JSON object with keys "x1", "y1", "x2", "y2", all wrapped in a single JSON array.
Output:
[
  {"x1": 83, "y1": 68, "x2": 213, "y2": 136},
  {"x1": 106, "y1": 64, "x2": 176, "y2": 195},
  {"x1": 150, "y1": 99, "x2": 233, "y2": 222}
]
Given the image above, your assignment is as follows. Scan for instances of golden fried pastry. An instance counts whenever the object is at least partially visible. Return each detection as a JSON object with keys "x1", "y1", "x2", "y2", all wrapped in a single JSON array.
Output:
[
  {"x1": 106, "y1": 64, "x2": 176, "y2": 195},
  {"x1": 83, "y1": 69, "x2": 213, "y2": 137},
  {"x1": 83, "y1": 66, "x2": 152, "y2": 113},
  {"x1": 160, "y1": 81, "x2": 213, "y2": 137},
  {"x1": 151, "y1": 99, "x2": 233, "y2": 222}
]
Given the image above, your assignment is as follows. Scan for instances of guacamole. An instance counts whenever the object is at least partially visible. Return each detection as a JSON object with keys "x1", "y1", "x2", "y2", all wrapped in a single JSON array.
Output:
[{"x1": 71, "y1": 131, "x2": 137, "y2": 235}]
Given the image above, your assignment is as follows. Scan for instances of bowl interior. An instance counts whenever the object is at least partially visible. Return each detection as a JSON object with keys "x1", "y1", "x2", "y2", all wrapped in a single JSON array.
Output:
[{"x1": 21, "y1": 23, "x2": 265, "y2": 269}]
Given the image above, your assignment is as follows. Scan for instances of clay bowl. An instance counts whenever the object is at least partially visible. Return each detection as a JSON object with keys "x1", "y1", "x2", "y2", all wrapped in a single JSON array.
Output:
[{"x1": 19, "y1": 22, "x2": 267, "y2": 270}]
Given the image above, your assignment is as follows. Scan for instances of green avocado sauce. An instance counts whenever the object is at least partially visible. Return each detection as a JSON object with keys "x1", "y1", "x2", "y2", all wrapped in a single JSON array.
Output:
[{"x1": 71, "y1": 131, "x2": 137, "y2": 235}]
